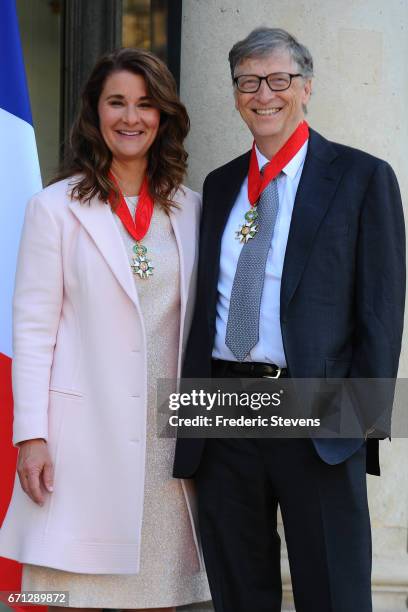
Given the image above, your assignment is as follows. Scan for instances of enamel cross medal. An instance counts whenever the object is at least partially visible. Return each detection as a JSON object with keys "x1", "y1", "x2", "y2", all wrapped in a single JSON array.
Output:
[
  {"x1": 236, "y1": 208, "x2": 258, "y2": 243},
  {"x1": 131, "y1": 242, "x2": 154, "y2": 279}
]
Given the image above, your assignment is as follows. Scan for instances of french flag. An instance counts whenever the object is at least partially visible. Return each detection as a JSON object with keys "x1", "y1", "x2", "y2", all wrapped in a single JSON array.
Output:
[{"x1": 0, "y1": 0, "x2": 42, "y2": 603}]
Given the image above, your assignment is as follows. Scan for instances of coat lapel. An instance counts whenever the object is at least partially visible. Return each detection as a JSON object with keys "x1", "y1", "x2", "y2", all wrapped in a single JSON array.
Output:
[
  {"x1": 280, "y1": 130, "x2": 341, "y2": 319},
  {"x1": 169, "y1": 196, "x2": 189, "y2": 377},
  {"x1": 68, "y1": 197, "x2": 141, "y2": 312},
  {"x1": 70, "y1": 188, "x2": 200, "y2": 378},
  {"x1": 169, "y1": 193, "x2": 188, "y2": 353}
]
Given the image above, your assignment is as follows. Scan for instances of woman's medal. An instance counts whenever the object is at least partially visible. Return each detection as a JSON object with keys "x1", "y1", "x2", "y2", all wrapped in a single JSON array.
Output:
[
  {"x1": 131, "y1": 242, "x2": 154, "y2": 279},
  {"x1": 109, "y1": 172, "x2": 155, "y2": 279}
]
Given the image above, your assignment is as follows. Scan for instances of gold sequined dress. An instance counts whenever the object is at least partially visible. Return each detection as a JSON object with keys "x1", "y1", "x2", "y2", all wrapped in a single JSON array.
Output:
[{"x1": 22, "y1": 197, "x2": 210, "y2": 608}]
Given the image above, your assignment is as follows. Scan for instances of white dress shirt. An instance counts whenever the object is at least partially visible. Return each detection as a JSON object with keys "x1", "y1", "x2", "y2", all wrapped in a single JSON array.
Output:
[{"x1": 213, "y1": 140, "x2": 308, "y2": 366}]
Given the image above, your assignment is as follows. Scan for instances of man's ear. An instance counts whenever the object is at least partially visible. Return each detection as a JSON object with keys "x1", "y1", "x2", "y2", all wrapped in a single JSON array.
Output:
[{"x1": 302, "y1": 79, "x2": 313, "y2": 105}]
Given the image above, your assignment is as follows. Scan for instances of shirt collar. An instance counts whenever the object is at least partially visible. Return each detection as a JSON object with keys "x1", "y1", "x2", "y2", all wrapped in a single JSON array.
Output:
[{"x1": 255, "y1": 139, "x2": 309, "y2": 180}]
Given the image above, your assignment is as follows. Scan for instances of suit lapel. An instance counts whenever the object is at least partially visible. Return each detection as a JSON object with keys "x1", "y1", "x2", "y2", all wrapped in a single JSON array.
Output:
[
  {"x1": 68, "y1": 197, "x2": 140, "y2": 312},
  {"x1": 280, "y1": 130, "x2": 341, "y2": 319},
  {"x1": 211, "y1": 152, "x2": 251, "y2": 232},
  {"x1": 205, "y1": 152, "x2": 251, "y2": 294}
]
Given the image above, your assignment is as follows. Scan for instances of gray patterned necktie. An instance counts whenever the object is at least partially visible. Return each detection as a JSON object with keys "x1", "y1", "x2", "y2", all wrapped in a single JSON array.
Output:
[{"x1": 225, "y1": 171, "x2": 280, "y2": 361}]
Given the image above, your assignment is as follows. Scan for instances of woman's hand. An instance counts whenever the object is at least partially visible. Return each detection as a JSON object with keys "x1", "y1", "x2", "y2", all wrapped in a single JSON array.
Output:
[{"x1": 17, "y1": 439, "x2": 54, "y2": 506}]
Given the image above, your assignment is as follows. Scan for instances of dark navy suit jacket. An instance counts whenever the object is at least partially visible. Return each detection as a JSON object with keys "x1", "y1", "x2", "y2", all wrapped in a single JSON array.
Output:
[{"x1": 173, "y1": 128, "x2": 405, "y2": 477}]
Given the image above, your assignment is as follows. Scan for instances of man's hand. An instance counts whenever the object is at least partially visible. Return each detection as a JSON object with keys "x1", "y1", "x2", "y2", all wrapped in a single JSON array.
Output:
[{"x1": 17, "y1": 439, "x2": 54, "y2": 506}]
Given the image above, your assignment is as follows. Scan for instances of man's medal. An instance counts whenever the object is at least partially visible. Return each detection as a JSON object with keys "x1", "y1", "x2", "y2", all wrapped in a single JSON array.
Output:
[{"x1": 236, "y1": 120, "x2": 309, "y2": 242}]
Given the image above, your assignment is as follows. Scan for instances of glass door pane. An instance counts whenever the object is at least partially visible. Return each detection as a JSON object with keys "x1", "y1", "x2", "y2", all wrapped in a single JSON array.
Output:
[{"x1": 122, "y1": 0, "x2": 168, "y2": 62}]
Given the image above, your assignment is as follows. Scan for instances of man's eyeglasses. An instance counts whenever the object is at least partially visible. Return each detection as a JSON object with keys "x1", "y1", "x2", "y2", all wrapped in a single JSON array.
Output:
[{"x1": 233, "y1": 72, "x2": 303, "y2": 93}]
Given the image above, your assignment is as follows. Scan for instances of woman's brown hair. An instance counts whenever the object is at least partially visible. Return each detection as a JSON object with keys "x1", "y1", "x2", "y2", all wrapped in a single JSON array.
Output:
[{"x1": 50, "y1": 48, "x2": 190, "y2": 211}]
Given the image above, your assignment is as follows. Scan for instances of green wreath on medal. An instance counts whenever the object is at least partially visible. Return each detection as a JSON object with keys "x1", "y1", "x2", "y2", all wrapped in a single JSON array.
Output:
[{"x1": 236, "y1": 208, "x2": 259, "y2": 243}]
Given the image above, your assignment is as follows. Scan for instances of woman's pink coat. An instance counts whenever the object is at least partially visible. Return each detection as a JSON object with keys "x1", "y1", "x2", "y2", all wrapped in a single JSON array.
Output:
[{"x1": 0, "y1": 178, "x2": 203, "y2": 574}]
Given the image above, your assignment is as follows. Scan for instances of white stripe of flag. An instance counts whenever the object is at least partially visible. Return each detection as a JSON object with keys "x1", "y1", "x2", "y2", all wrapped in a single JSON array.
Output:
[{"x1": 0, "y1": 0, "x2": 42, "y2": 358}]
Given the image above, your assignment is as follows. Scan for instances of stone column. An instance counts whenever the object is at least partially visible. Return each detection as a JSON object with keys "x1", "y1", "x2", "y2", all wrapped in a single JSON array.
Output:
[{"x1": 180, "y1": 1, "x2": 408, "y2": 610}]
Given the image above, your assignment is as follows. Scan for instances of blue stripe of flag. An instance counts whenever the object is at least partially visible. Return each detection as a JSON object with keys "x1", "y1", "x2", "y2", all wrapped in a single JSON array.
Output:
[{"x1": 0, "y1": 0, "x2": 33, "y2": 125}]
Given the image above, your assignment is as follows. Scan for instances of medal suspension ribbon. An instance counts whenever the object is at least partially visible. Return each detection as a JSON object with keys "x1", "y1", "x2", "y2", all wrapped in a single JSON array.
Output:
[
  {"x1": 247, "y1": 120, "x2": 309, "y2": 205},
  {"x1": 108, "y1": 170, "x2": 154, "y2": 241}
]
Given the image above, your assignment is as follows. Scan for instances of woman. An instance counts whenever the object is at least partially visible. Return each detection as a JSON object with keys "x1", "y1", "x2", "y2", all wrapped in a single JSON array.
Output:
[{"x1": 0, "y1": 48, "x2": 210, "y2": 611}]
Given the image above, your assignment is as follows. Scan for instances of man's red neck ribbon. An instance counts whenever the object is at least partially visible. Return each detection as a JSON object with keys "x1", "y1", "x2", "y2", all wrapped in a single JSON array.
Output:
[{"x1": 248, "y1": 120, "x2": 309, "y2": 206}]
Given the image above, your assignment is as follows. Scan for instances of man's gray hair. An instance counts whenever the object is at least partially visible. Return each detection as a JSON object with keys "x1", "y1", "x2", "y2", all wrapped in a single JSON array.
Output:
[{"x1": 229, "y1": 27, "x2": 314, "y2": 80}]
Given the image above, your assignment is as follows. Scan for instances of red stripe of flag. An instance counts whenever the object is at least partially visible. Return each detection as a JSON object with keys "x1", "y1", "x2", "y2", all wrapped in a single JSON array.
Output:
[
  {"x1": 0, "y1": 353, "x2": 22, "y2": 590},
  {"x1": 1, "y1": 354, "x2": 46, "y2": 612}
]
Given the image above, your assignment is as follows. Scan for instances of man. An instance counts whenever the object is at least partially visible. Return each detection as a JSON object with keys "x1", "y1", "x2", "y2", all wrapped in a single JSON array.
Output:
[{"x1": 173, "y1": 27, "x2": 405, "y2": 612}]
